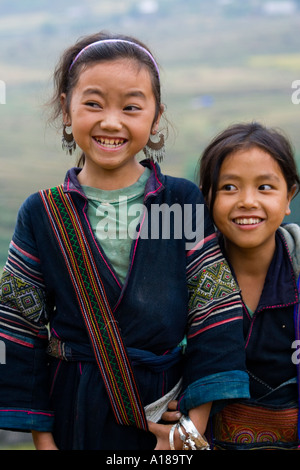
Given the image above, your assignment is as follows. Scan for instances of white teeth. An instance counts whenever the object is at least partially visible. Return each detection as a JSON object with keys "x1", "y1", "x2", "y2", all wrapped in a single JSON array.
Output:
[
  {"x1": 234, "y1": 218, "x2": 262, "y2": 225},
  {"x1": 95, "y1": 137, "x2": 125, "y2": 148}
]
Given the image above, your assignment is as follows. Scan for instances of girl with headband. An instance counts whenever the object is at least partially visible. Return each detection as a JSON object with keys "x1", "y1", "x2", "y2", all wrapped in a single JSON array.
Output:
[{"x1": 0, "y1": 31, "x2": 249, "y2": 450}]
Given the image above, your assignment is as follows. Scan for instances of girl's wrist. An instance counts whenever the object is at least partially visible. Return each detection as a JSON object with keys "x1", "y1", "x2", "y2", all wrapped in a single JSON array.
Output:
[{"x1": 31, "y1": 430, "x2": 58, "y2": 450}]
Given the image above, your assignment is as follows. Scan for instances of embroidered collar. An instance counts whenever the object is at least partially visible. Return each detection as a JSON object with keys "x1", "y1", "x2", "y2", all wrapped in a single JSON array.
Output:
[
  {"x1": 219, "y1": 230, "x2": 299, "y2": 313},
  {"x1": 62, "y1": 160, "x2": 165, "y2": 202},
  {"x1": 257, "y1": 230, "x2": 298, "y2": 311}
]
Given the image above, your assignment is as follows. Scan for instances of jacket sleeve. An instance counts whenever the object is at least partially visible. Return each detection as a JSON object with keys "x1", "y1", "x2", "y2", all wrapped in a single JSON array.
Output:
[
  {"x1": 0, "y1": 196, "x2": 54, "y2": 431},
  {"x1": 178, "y1": 189, "x2": 250, "y2": 415}
]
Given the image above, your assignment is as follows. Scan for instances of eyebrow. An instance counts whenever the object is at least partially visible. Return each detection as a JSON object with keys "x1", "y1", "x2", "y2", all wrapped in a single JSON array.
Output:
[
  {"x1": 219, "y1": 173, "x2": 281, "y2": 182},
  {"x1": 82, "y1": 88, "x2": 104, "y2": 97},
  {"x1": 82, "y1": 88, "x2": 146, "y2": 99}
]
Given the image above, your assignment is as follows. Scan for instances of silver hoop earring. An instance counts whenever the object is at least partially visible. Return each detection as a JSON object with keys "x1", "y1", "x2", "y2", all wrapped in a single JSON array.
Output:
[
  {"x1": 62, "y1": 124, "x2": 76, "y2": 155},
  {"x1": 143, "y1": 133, "x2": 165, "y2": 162}
]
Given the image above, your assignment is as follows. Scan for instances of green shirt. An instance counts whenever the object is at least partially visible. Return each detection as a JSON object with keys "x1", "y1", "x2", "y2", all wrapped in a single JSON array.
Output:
[{"x1": 82, "y1": 168, "x2": 151, "y2": 284}]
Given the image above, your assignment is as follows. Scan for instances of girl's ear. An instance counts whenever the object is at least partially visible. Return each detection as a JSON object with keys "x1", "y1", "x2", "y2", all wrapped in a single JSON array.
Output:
[
  {"x1": 60, "y1": 93, "x2": 71, "y2": 124},
  {"x1": 286, "y1": 184, "x2": 298, "y2": 216},
  {"x1": 151, "y1": 104, "x2": 164, "y2": 135}
]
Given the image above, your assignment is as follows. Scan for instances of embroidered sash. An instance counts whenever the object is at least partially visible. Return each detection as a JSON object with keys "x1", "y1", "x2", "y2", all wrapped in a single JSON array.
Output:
[{"x1": 40, "y1": 185, "x2": 147, "y2": 430}]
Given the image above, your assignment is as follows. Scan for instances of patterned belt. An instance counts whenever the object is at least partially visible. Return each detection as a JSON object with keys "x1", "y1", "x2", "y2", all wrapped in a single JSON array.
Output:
[
  {"x1": 47, "y1": 336, "x2": 93, "y2": 362},
  {"x1": 212, "y1": 402, "x2": 299, "y2": 449},
  {"x1": 48, "y1": 336, "x2": 69, "y2": 361},
  {"x1": 47, "y1": 335, "x2": 183, "y2": 371}
]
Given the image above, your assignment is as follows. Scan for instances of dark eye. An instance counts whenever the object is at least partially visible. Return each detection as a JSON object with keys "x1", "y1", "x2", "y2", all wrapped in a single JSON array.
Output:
[
  {"x1": 86, "y1": 102, "x2": 101, "y2": 108},
  {"x1": 124, "y1": 105, "x2": 140, "y2": 111},
  {"x1": 222, "y1": 184, "x2": 236, "y2": 191},
  {"x1": 259, "y1": 184, "x2": 272, "y2": 190}
]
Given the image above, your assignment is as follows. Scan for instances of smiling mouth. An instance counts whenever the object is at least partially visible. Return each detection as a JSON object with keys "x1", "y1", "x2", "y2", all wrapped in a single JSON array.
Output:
[
  {"x1": 93, "y1": 137, "x2": 127, "y2": 149},
  {"x1": 233, "y1": 217, "x2": 263, "y2": 225}
]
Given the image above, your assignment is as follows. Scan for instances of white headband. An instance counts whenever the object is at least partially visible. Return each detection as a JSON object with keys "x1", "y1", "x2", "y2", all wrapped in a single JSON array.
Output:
[{"x1": 69, "y1": 39, "x2": 160, "y2": 78}]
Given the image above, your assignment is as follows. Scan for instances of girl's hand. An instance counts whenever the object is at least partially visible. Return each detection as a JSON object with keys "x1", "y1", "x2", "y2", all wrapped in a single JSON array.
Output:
[
  {"x1": 147, "y1": 421, "x2": 182, "y2": 450},
  {"x1": 148, "y1": 400, "x2": 182, "y2": 449},
  {"x1": 161, "y1": 400, "x2": 181, "y2": 423},
  {"x1": 148, "y1": 401, "x2": 212, "y2": 450}
]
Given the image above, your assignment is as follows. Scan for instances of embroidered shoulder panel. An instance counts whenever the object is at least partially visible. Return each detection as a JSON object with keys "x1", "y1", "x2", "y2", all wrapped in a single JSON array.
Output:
[
  {"x1": 189, "y1": 260, "x2": 237, "y2": 306},
  {"x1": 0, "y1": 270, "x2": 47, "y2": 325},
  {"x1": 187, "y1": 243, "x2": 242, "y2": 337}
]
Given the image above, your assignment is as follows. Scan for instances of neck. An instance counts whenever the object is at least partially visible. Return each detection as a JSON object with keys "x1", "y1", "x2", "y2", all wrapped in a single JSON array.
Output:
[
  {"x1": 78, "y1": 161, "x2": 145, "y2": 190},
  {"x1": 224, "y1": 238, "x2": 276, "y2": 278},
  {"x1": 222, "y1": 235, "x2": 277, "y2": 312}
]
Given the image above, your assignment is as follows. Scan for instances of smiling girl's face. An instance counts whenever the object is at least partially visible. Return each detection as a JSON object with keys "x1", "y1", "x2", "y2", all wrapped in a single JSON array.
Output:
[
  {"x1": 212, "y1": 146, "x2": 295, "y2": 256},
  {"x1": 61, "y1": 58, "x2": 162, "y2": 188}
]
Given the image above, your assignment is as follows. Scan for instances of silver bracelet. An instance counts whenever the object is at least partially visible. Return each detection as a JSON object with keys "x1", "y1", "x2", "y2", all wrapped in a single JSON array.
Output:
[
  {"x1": 169, "y1": 423, "x2": 177, "y2": 450},
  {"x1": 176, "y1": 423, "x2": 190, "y2": 450},
  {"x1": 179, "y1": 416, "x2": 210, "y2": 450}
]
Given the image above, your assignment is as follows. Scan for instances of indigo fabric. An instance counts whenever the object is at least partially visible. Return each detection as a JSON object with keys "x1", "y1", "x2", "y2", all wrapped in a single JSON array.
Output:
[
  {"x1": 0, "y1": 160, "x2": 249, "y2": 449},
  {"x1": 210, "y1": 228, "x2": 300, "y2": 450}
]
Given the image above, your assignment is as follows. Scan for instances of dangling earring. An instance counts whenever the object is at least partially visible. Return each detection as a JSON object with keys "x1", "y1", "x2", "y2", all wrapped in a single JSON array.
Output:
[
  {"x1": 62, "y1": 124, "x2": 76, "y2": 155},
  {"x1": 143, "y1": 133, "x2": 165, "y2": 162}
]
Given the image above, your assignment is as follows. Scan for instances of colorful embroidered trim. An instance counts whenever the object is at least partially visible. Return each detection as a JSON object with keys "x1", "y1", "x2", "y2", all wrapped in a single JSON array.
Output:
[
  {"x1": 213, "y1": 402, "x2": 298, "y2": 445},
  {"x1": 186, "y1": 242, "x2": 242, "y2": 338},
  {"x1": 0, "y1": 270, "x2": 45, "y2": 324},
  {"x1": 40, "y1": 186, "x2": 147, "y2": 430}
]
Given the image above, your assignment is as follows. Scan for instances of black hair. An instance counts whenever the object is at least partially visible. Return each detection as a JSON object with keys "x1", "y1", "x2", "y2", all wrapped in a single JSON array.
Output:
[
  {"x1": 198, "y1": 122, "x2": 300, "y2": 215},
  {"x1": 48, "y1": 31, "x2": 163, "y2": 165}
]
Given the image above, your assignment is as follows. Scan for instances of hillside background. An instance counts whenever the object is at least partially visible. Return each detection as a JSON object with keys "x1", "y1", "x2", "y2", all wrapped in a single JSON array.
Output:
[{"x1": 0, "y1": 0, "x2": 300, "y2": 450}]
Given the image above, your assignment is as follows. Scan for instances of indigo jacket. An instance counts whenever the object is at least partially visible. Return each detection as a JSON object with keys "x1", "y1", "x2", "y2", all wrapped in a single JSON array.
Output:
[
  {"x1": 243, "y1": 226, "x2": 300, "y2": 405},
  {"x1": 218, "y1": 225, "x2": 300, "y2": 406},
  {"x1": 0, "y1": 161, "x2": 249, "y2": 449}
]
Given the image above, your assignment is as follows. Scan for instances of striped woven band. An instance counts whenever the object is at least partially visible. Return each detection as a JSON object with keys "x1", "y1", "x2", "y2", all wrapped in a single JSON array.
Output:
[{"x1": 40, "y1": 185, "x2": 147, "y2": 430}]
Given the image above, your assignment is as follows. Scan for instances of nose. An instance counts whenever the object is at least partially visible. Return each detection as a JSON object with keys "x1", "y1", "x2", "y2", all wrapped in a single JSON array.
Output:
[
  {"x1": 237, "y1": 188, "x2": 259, "y2": 209},
  {"x1": 100, "y1": 110, "x2": 122, "y2": 132}
]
